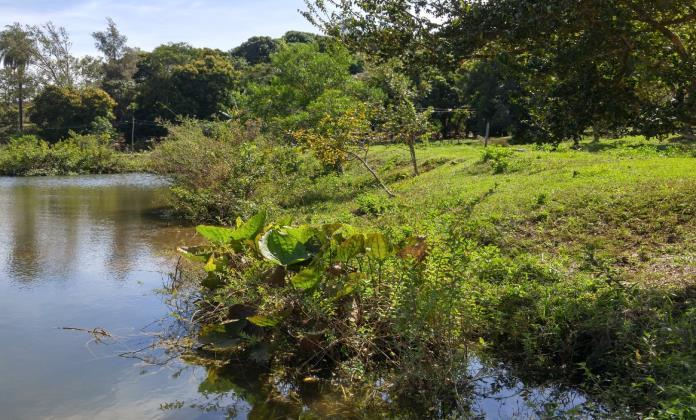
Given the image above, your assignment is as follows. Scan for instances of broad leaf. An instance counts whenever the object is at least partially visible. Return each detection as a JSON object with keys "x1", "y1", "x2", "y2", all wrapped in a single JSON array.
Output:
[
  {"x1": 196, "y1": 225, "x2": 236, "y2": 244},
  {"x1": 178, "y1": 246, "x2": 213, "y2": 263},
  {"x1": 365, "y1": 232, "x2": 391, "y2": 260},
  {"x1": 204, "y1": 255, "x2": 218, "y2": 273},
  {"x1": 276, "y1": 215, "x2": 294, "y2": 227},
  {"x1": 202, "y1": 272, "x2": 224, "y2": 290},
  {"x1": 284, "y1": 224, "x2": 316, "y2": 244},
  {"x1": 291, "y1": 268, "x2": 322, "y2": 290},
  {"x1": 336, "y1": 234, "x2": 365, "y2": 262},
  {"x1": 247, "y1": 315, "x2": 280, "y2": 327},
  {"x1": 230, "y1": 211, "x2": 266, "y2": 241},
  {"x1": 258, "y1": 229, "x2": 312, "y2": 266}
]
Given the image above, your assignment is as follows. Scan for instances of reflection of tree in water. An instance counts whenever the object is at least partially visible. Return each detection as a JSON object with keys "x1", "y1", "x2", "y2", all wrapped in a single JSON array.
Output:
[
  {"x1": 2, "y1": 177, "x2": 174, "y2": 284},
  {"x1": 131, "y1": 310, "x2": 602, "y2": 419},
  {"x1": 7, "y1": 185, "x2": 41, "y2": 283}
]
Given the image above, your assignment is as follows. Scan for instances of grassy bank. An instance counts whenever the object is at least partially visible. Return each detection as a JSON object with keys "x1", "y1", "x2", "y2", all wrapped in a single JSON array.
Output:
[
  {"x1": 0, "y1": 134, "x2": 150, "y2": 176},
  {"x1": 166, "y1": 134, "x2": 695, "y2": 417}
]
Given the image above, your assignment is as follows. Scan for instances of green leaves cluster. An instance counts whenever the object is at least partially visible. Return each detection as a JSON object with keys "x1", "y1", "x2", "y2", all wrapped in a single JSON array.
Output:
[{"x1": 179, "y1": 212, "x2": 417, "y2": 341}]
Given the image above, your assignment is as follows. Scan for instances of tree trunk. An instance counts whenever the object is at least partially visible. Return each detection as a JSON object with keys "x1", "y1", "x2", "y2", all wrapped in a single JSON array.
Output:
[
  {"x1": 592, "y1": 124, "x2": 600, "y2": 143},
  {"x1": 408, "y1": 136, "x2": 419, "y2": 176},
  {"x1": 18, "y1": 77, "x2": 24, "y2": 133},
  {"x1": 484, "y1": 120, "x2": 490, "y2": 147}
]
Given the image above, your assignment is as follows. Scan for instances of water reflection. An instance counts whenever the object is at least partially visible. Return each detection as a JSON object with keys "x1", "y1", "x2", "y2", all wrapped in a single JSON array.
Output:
[
  {"x1": 0, "y1": 174, "x2": 202, "y2": 419},
  {"x1": 0, "y1": 175, "x2": 183, "y2": 286},
  {"x1": 150, "y1": 354, "x2": 602, "y2": 419}
]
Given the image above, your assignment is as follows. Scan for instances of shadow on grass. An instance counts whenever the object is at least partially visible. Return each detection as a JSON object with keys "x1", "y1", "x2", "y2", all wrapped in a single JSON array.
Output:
[{"x1": 583, "y1": 136, "x2": 696, "y2": 155}]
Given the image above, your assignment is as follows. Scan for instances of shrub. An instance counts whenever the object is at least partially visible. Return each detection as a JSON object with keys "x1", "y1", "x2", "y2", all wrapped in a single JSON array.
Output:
[
  {"x1": 355, "y1": 192, "x2": 394, "y2": 216},
  {"x1": 0, "y1": 135, "x2": 50, "y2": 175},
  {"x1": 0, "y1": 133, "x2": 128, "y2": 176},
  {"x1": 150, "y1": 119, "x2": 316, "y2": 224},
  {"x1": 480, "y1": 146, "x2": 514, "y2": 173}
]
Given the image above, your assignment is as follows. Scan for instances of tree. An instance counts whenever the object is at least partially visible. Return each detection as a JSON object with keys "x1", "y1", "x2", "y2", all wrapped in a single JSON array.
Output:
[
  {"x1": 306, "y1": 0, "x2": 696, "y2": 140},
  {"x1": 247, "y1": 41, "x2": 354, "y2": 129},
  {"x1": 418, "y1": 70, "x2": 465, "y2": 139},
  {"x1": 27, "y1": 22, "x2": 79, "y2": 87},
  {"x1": 368, "y1": 63, "x2": 432, "y2": 175},
  {"x1": 294, "y1": 103, "x2": 395, "y2": 196},
  {"x1": 92, "y1": 18, "x2": 127, "y2": 65},
  {"x1": 459, "y1": 56, "x2": 536, "y2": 142},
  {"x1": 230, "y1": 36, "x2": 280, "y2": 65},
  {"x1": 169, "y1": 54, "x2": 239, "y2": 119},
  {"x1": 30, "y1": 85, "x2": 115, "y2": 142},
  {"x1": 282, "y1": 31, "x2": 320, "y2": 44},
  {"x1": 92, "y1": 18, "x2": 141, "y2": 132},
  {"x1": 0, "y1": 24, "x2": 35, "y2": 133}
]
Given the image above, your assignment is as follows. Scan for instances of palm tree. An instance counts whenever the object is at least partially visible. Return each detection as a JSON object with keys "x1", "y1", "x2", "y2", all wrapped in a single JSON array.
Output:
[{"x1": 0, "y1": 24, "x2": 35, "y2": 133}]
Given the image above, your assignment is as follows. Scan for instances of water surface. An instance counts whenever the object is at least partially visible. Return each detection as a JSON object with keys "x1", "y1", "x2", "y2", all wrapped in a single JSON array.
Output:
[{"x1": 0, "y1": 174, "x2": 212, "y2": 419}]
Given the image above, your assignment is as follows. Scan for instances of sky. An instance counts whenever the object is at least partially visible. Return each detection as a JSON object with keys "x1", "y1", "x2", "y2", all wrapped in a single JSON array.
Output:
[{"x1": 0, "y1": 0, "x2": 317, "y2": 56}]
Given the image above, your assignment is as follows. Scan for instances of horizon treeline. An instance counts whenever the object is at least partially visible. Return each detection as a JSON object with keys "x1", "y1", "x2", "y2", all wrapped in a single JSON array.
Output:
[{"x1": 1, "y1": 0, "x2": 694, "y2": 148}]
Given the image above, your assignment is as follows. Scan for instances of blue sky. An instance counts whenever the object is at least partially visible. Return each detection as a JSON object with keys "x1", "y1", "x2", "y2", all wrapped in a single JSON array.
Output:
[{"x1": 0, "y1": 0, "x2": 317, "y2": 56}]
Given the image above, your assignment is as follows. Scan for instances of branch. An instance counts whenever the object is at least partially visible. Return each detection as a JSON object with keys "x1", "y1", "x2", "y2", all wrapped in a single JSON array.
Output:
[
  {"x1": 342, "y1": 147, "x2": 396, "y2": 198},
  {"x1": 624, "y1": 1, "x2": 692, "y2": 62}
]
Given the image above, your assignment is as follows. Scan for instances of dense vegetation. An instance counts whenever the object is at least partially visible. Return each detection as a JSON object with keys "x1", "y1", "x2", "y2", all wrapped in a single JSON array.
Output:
[
  {"x1": 0, "y1": 1, "x2": 694, "y2": 418},
  {"x1": 160, "y1": 127, "x2": 695, "y2": 417},
  {"x1": 0, "y1": 133, "x2": 146, "y2": 176}
]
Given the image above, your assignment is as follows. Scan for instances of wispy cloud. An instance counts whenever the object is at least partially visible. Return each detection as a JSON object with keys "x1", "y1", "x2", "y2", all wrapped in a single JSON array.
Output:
[{"x1": 0, "y1": 0, "x2": 316, "y2": 56}]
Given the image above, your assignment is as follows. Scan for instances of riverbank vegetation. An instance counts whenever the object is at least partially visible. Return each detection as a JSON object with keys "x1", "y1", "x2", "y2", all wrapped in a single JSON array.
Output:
[
  {"x1": 0, "y1": 133, "x2": 148, "y2": 175},
  {"x1": 166, "y1": 132, "x2": 695, "y2": 418},
  {"x1": 1, "y1": 0, "x2": 695, "y2": 417}
]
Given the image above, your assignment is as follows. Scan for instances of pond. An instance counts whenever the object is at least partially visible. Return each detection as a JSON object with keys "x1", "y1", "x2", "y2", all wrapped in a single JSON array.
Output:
[{"x1": 0, "y1": 174, "x2": 600, "y2": 419}]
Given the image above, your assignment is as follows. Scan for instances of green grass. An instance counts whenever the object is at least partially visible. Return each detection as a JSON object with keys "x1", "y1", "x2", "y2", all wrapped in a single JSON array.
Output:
[{"x1": 288, "y1": 138, "x2": 696, "y2": 288}]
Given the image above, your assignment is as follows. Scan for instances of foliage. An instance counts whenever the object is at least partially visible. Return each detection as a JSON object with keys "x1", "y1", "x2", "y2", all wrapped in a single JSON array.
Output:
[
  {"x1": 149, "y1": 119, "x2": 315, "y2": 223},
  {"x1": 230, "y1": 36, "x2": 280, "y2": 65},
  {"x1": 0, "y1": 132, "x2": 138, "y2": 175},
  {"x1": 0, "y1": 23, "x2": 34, "y2": 132},
  {"x1": 167, "y1": 138, "x2": 695, "y2": 416},
  {"x1": 367, "y1": 62, "x2": 434, "y2": 174},
  {"x1": 177, "y1": 213, "x2": 461, "y2": 413},
  {"x1": 30, "y1": 85, "x2": 116, "y2": 142},
  {"x1": 355, "y1": 192, "x2": 394, "y2": 216},
  {"x1": 27, "y1": 22, "x2": 81, "y2": 87},
  {"x1": 247, "y1": 41, "x2": 354, "y2": 132},
  {"x1": 293, "y1": 104, "x2": 370, "y2": 170},
  {"x1": 307, "y1": 0, "x2": 696, "y2": 140},
  {"x1": 168, "y1": 54, "x2": 239, "y2": 119},
  {"x1": 480, "y1": 146, "x2": 514, "y2": 174}
]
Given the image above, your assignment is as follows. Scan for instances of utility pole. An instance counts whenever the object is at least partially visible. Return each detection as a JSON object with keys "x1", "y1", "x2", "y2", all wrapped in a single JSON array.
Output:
[{"x1": 131, "y1": 115, "x2": 135, "y2": 152}]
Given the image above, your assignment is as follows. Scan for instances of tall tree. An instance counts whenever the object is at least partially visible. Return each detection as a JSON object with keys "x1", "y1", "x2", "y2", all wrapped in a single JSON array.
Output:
[
  {"x1": 230, "y1": 36, "x2": 280, "y2": 65},
  {"x1": 27, "y1": 22, "x2": 79, "y2": 88},
  {"x1": 306, "y1": 0, "x2": 696, "y2": 139},
  {"x1": 92, "y1": 18, "x2": 141, "y2": 135},
  {"x1": 248, "y1": 41, "x2": 354, "y2": 123},
  {"x1": 92, "y1": 18, "x2": 128, "y2": 65},
  {"x1": 0, "y1": 24, "x2": 35, "y2": 133}
]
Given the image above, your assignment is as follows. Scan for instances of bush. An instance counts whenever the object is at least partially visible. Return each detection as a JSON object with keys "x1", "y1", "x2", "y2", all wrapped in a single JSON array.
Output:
[
  {"x1": 150, "y1": 119, "x2": 317, "y2": 224},
  {"x1": 480, "y1": 146, "x2": 514, "y2": 173},
  {"x1": 355, "y1": 192, "x2": 394, "y2": 216},
  {"x1": 0, "y1": 135, "x2": 51, "y2": 175},
  {"x1": 0, "y1": 133, "x2": 131, "y2": 176}
]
